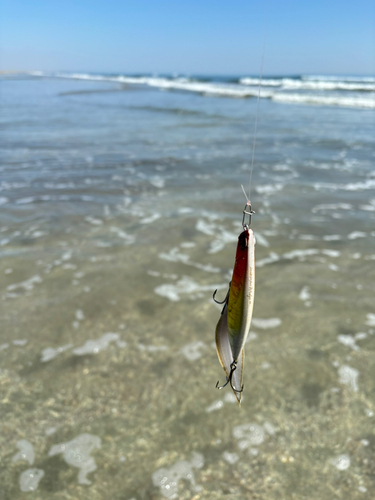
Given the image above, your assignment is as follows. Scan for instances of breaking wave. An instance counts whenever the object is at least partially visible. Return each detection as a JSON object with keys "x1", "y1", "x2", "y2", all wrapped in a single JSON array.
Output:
[{"x1": 28, "y1": 71, "x2": 375, "y2": 109}]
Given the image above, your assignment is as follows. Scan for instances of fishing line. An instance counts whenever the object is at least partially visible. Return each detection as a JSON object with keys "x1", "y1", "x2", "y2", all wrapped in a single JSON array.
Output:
[
  {"x1": 246, "y1": 0, "x2": 269, "y2": 204},
  {"x1": 241, "y1": 184, "x2": 249, "y2": 203}
]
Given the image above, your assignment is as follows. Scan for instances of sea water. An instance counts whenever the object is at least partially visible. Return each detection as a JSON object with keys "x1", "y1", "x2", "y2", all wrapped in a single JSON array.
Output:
[{"x1": 1, "y1": 73, "x2": 375, "y2": 499}]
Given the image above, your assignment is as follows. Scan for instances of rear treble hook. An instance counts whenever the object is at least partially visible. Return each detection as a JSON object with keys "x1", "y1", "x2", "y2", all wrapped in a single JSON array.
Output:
[{"x1": 216, "y1": 360, "x2": 244, "y2": 393}]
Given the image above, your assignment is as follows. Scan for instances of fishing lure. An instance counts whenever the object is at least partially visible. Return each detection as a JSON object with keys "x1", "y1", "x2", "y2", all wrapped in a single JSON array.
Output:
[{"x1": 214, "y1": 201, "x2": 255, "y2": 404}]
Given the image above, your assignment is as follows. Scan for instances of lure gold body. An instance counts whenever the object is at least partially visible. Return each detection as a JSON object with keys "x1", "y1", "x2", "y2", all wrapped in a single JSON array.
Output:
[{"x1": 215, "y1": 223, "x2": 255, "y2": 404}]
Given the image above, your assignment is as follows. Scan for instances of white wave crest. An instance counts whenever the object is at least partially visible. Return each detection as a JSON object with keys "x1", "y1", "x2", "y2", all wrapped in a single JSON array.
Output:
[
  {"x1": 241, "y1": 77, "x2": 375, "y2": 91},
  {"x1": 272, "y1": 92, "x2": 375, "y2": 109}
]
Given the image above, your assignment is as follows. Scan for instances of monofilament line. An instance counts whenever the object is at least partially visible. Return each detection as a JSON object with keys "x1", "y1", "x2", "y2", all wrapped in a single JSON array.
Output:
[
  {"x1": 247, "y1": 1, "x2": 269, "y2": 203},
  {"x1": 241, "y1": 184, "x2": 250, "y2": 204}
]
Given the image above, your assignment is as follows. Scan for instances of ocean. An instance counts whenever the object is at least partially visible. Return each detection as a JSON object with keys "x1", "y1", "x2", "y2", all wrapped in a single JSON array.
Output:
[{"x1": 1, "y1": 72, "x2": 375, "y2": 499}]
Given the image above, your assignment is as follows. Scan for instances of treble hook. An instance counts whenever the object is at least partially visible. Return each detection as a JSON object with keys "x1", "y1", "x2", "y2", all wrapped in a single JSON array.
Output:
[
  {"x1": 212, "y1": 282, "x2": 231, "y2": 305},
  {"x1": 216, "y1": 360, "x2": 244, "y2": 393},
  {"x1": 242, "y1": 202, "x2": 255, "y2": 229}
]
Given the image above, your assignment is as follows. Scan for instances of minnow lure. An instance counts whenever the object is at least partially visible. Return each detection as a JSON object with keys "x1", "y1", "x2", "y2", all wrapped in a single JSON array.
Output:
[{"x1": 214, "y1": 202, "x2": 255, "y2": 404}]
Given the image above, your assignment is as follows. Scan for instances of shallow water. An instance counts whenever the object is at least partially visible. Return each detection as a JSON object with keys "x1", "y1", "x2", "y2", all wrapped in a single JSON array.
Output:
[{"x1": 1, "y1": 74, "x2": 375, "y2": 499}]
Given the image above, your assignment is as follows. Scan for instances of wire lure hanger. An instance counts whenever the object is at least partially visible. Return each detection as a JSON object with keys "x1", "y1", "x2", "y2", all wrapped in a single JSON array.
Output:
[
  {"x1": 242, "y1": 201, "x2": 255, "y2": 229},
  {"x1": 240, "y1": 184, "x2": 255, "y2": 228}
]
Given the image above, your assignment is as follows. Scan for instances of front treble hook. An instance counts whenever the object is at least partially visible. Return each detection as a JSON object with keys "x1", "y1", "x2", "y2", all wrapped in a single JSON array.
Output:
[
  {"x1": 213, "y1": 282, "x2": 230, "y2": 305},
  {"x1": 216, "y1": 360, "x2": 244, "y2": 393}
]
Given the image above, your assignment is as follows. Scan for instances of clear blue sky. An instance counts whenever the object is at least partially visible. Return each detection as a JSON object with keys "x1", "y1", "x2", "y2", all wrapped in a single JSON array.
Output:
[{"x1": 1, "y1": 0, "x2": 374, "y2": 75}]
